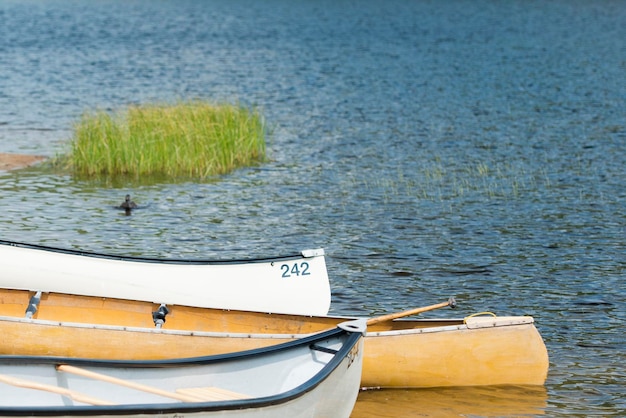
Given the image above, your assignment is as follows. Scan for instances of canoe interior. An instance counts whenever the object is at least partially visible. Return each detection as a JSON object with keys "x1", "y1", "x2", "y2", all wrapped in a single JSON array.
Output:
[
  {"x1": 0, "y1": 325, "x2": 362, "y2": 410},
  {"x1": 0, "y1": 288, "x2": 462, "y2": 334}
]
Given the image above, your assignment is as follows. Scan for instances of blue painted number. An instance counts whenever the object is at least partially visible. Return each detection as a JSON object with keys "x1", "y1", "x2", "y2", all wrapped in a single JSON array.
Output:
[{"x1": 281, "y1": 262, "x2": 311, "y2": 278}]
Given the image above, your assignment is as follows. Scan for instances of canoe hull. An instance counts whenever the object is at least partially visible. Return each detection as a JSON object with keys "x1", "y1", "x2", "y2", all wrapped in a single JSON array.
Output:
[
  {"x1": 0, "y1": 240, "x2": 330, "y2": 316},
  {"x1": 361, "y1": 317, "x2": 548, "y2": 387},
  {"x1": 0, "y1": 289, "x2": 549, "y2": 388},
  {"x1": 0, "y1": 324, "x2": 364, "y2": 418}
]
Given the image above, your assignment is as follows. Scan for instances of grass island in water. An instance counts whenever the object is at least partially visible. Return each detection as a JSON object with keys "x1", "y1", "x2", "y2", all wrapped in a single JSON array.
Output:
[{"x1": 66, "y1": 101, "x2": 266, "y2": 179}]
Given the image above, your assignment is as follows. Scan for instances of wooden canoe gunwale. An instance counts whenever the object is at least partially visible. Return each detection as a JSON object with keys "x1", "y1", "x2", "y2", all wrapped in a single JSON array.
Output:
[
  {"x1": 0, "y1": 323, "x2": 365, "y2": 416},
  {"x1": 365, "y1": 316, "x2": 535, "y2": 337},
  {"x1": 0, "y1": 314, "x2": 534, "y2": 339},
  {"x1": 0, "y1": 324, "x2": 352, "y2": 367},
  {"x1": 0, "y1": 315, "x2": 308, "y2": 340}
]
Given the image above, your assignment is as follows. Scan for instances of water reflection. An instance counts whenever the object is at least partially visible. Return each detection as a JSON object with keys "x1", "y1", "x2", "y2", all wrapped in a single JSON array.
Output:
[{"x1": 351, "y1": 386, "x2": 547, "y2": 417}]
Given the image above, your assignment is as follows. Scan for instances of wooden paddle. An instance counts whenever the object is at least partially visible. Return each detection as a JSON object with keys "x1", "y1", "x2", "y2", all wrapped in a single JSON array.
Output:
[
  {"x1": 57, "y1": 365, "x2": 202, "y2": 403},
  {"x1": 0, "y1": 373, "x2": 112, "y2": 405},
  {"x1": 367, "y1": 297, "x2": 456, "y2": 325}
]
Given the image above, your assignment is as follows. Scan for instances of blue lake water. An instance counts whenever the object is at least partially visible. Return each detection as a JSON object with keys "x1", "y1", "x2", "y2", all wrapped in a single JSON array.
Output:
[{"x1": 1, "y1": 0, "x2": 624, "y2": 416}]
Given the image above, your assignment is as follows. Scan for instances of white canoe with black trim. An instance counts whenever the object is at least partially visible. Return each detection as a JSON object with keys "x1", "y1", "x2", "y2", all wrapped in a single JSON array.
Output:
[
  {"x1": 0, "y1": 240, "x2": 330, "y2": 316},
  {"x1": 0, "y1": 320, "x2": 365, "y2": 418}
]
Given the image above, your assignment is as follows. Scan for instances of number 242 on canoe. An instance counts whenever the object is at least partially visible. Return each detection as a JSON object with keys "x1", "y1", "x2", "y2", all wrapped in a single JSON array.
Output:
[{"x1": 281, "y1": 262, "x2": 311, "y2": 278}]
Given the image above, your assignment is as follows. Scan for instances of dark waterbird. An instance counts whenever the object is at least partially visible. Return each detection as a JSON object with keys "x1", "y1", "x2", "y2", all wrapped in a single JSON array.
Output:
[{"x1": 119, "y1": 194, "x2": 138, "y2": 215}]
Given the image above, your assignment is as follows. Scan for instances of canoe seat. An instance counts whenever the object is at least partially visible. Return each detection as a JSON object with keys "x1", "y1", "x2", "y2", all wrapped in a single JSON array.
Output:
[{"x1": 176, "y1": 386, "x2": 250, "y2": 402}]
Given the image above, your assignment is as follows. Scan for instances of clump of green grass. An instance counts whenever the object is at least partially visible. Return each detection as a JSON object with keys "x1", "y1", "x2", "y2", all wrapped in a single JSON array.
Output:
[{"x1": 67, "y1": 101, "x2": 266, "y2": 178}]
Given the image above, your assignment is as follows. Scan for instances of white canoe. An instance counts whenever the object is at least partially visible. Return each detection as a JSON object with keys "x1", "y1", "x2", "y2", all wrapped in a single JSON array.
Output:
[
  {"x1": 0, "y1": 240, "x2": 330, "y2": 316},
  {"x1": 0, "y1": 320, "x2": 365, "y2": 418}
]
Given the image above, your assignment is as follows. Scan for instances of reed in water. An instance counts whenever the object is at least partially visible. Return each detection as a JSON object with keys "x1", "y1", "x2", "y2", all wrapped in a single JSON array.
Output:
[{"x1": 67, "y1": 101, "x2": 266, "y2": 178}]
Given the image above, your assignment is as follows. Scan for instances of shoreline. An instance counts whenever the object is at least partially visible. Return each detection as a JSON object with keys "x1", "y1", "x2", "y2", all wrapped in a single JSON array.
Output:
[{"x1": 0, "y1": 153, "x2": 47, "y2": 171}]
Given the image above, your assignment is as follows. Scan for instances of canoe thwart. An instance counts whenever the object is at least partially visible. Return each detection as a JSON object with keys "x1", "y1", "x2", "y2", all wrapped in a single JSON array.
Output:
[
  {"x1": 310, "y1": 344, "x2": 339, "y2": 355},
  {"x1": 0, "y1": 373, "x2": 113, "y2": 406},
  {"x1": 56, "y1": 364, "x2": 199, "y2": 403},
  {"x1": 176, "y1": 387, "x2": 250, "y2": 402}
]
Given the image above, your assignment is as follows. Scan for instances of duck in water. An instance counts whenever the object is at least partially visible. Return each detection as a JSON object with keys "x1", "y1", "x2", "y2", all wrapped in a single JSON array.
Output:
[{"x1": 120, "y1": 194, "x2": 138, "y2": 215}]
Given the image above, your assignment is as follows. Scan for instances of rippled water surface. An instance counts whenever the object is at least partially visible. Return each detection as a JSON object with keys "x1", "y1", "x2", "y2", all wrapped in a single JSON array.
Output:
[{"x1": 1, "y1": 0, "x2": 624, "y2": 416}]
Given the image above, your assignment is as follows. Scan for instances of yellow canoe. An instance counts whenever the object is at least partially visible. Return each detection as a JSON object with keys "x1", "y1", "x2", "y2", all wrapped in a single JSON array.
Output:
[{"x1": 0, "y1": 288, "x2": 548, "y2": 388}]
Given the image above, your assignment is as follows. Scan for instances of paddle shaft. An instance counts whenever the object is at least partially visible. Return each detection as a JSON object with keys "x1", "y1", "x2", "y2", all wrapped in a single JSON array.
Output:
[
  {"x1": 0, "y1": 373, "x2": 112, "y2": 405},
  {"x1": 57, "y1": 364, "x2": 201, "y2": 403},
  {"x1": 367, "y1": 297, "x2": 456, "y2": 325}
]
